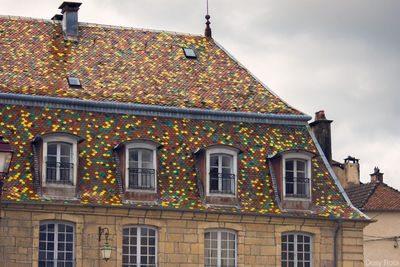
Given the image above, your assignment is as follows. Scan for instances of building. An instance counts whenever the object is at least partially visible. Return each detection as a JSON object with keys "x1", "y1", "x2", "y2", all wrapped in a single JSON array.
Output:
[
  {"x1": 310, "y1": 111, "x2": 400, "y2": 266},
  {"x1": 0, "y1": 2, "x2": 368, "y2": 266}
]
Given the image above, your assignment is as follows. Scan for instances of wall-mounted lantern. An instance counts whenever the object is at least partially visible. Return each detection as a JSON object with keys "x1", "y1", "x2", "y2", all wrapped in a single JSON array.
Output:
[{"x1": 99, "y1": 227, "x2": 112, "y2": 261}]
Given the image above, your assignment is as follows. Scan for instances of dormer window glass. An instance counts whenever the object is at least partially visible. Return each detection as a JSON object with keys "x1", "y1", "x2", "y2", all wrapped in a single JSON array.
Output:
[
  {"x1": 285, "y1": 159, "x2": 309, "y2": 198},
  {"x1": 46, "y1": 142, "x2": 73, "y2": 184},
  {"x1": 128, "y1": 148, "x2": 155, "y2": 190},
  {"x1": 67, "y1": 76, "x2": 81, "y2": 88},
  {"x1": 209, "y1": 154, "x2": 234, "y2": 194},
  {"x1": 205, "y1": 147, "x2": 238, "y2": 196},
  {"x1": 183, "y1": 47, "x2": 197, "y2": 59}
]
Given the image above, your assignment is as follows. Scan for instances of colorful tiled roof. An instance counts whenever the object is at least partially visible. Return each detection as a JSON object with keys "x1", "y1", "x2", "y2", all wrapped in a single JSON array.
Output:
[
  {"x1": 0, "y1": 17, "x2": 301, "y2": 115},
  {"x1": 0, "y1": 105, "x2": 364, "y2": 219},
  {"x1": 347, "y1": 182, "x2": 400, "y2": 211}
]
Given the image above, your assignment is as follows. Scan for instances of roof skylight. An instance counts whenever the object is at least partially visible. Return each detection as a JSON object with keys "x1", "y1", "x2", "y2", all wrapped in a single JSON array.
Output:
[
  {"x1": 67, "y1": 76, "x2": 81, "y2": 88},
  {"x1": 182, "y1": 48, "x2": 197, "y2": 59}
]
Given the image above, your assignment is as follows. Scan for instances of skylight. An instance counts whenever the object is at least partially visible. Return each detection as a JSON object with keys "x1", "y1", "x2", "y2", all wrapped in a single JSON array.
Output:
[
  {"x1": 182, "y1": 48, "x2": 197, "y2": 59},
  {"x1": 67, "y1": 76, "x2": 81, "y2": 88}
]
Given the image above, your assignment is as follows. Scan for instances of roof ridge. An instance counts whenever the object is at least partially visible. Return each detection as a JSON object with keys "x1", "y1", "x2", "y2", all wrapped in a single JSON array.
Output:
[{"x1": 0, "y1": 14, "x2": 204, "y2": 38}]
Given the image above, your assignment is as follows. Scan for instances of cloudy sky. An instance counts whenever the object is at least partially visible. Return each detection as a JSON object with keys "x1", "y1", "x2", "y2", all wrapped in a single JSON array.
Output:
[{"x1": 2, "y1": 0, "x2": 400, "y2": 188}]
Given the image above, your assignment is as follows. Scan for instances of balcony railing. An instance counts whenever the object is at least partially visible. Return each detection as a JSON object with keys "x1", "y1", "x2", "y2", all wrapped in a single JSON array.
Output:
[
  {"x1": 46, "y1": 162, "x2": 73, "y2": 184},
  {"x1": 209, "y1": 172, "x2": 235, "y2": 194},
  {"x1": 285, "y1": 177, "x2": 310, "y2": 198},
  {"x1": 128, "y1": 168, "x2": 155, "y2": 190}
]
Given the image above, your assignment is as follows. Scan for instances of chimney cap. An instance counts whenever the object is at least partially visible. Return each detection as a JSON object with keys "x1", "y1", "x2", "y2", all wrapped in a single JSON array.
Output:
[
  {"x1": 59, "y1": 2, "x2": 82, "y2": 13},
  {"x1": 344, "y1": 156, "x2": 359, "y2": 163},
  {"x1": 51, "y1": 14, "x2": 63, "y2": 21}
]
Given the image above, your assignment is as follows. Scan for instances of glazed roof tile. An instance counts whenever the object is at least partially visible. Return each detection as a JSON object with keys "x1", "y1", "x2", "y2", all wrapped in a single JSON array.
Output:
[
  {"x1": 0, "y1": 105, "x2": 364, "y2": 219},
  {"x1": 0, "y1": 17, "x2": 301, "y2": 115}
]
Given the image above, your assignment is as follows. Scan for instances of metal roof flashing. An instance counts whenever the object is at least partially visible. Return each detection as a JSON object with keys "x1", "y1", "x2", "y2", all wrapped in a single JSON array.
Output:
[{"x1": 0, "y1": 93, "x2": 312, "y2": 125}]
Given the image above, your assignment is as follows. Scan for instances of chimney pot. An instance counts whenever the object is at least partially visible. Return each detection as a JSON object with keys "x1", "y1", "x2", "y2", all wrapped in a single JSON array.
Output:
[
  {"x1": 370, "y1": 166, "x2": 384, "y2": 183},
  {"x1": 59, "y1": 2, "x2": 81, "y2": 41}
]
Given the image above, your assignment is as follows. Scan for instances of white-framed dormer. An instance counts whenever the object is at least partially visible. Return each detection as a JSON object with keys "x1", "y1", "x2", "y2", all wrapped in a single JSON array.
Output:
[
  {"x1": 124, "y1": 141, "x2": 158, "y2": 193},
  {"x1": 41, "y1": 133, "x2": 82, "y2": 188},
  {"x1": 281, "y1": 150, "x2": 314, "y2": 201},
  {"x1": 205, "y1": 146, "x2": 239, "y2": 197}
]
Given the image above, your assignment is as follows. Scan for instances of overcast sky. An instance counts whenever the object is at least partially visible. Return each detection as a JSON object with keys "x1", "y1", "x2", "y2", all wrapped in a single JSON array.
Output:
[{"x1": 2, "y1": 0, "x2": 399, "y2": 189}]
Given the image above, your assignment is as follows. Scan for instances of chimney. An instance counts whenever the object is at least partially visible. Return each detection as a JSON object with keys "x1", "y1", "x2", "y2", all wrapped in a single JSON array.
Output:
[
  {"x1": 59, "y1": 2, "x2": 81, "y2": 41},
  {"x1": 370, "y1": 167, "x2": 383, "y2": 183},
  {"x1": 310, "y1": 110, "x2": 333, "y2": 164},
  {"x1": 343, "y1": 156, "x2": 360, "y2": 186}
]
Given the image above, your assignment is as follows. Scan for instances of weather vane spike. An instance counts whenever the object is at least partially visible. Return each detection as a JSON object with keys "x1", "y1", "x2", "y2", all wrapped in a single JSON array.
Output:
[{"x1": 205, "y1": 0, "x2": 212, "y2": 38}]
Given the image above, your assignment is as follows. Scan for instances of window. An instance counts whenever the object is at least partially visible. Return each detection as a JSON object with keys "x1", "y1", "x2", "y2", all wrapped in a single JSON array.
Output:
[
  {"x1": 125, "y1": 142, "x2": 158, "y2": 191},
  {"x1": 39, "y1": 221, "x2": 75, "y2": 267},
  {"x1": 67, "y1": 76, "x2": 81, "y2": 88},
  {"x1": 209, "y1": 154, "x2": 234, "y2": 194},
  {"x1": 41, "y1": 133, "x2": 81, "y2": 187},
  {"x1": 204, "y1": 230, "x2": 236, "y2": 267},
  {"x1": 206, "y1": 147, "x2": 238, "y2": 196},
  {"x1": 285, "y1": 159, "x2": 309, "y2": 198},
  {"x1": 46, "y1": 142, "x2": 73, "y2": 184},
  {"x1": 281, "y1": 233, "x2": 312, "y2": 267},
  {"x1": 281, "y1": 151, "x2": 312, "y2": 199},
  {"x1": 123, "y1": 226, "x2": 157, "y2": 267},
  {"x1": 128, "y1": 148, "x2": 155, "y2": 190},
  {"x1": 182, "y1": 47, "x2": 197, "y2": 59}
]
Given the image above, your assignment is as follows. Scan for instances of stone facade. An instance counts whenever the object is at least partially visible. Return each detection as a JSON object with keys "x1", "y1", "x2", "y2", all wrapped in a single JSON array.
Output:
[{"x1": 0, "y1": 203, "x2": 366, "y2": 267}]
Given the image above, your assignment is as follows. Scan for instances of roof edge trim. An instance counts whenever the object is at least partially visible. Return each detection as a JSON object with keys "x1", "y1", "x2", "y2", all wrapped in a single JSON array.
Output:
[
  {"x1": 2, "y1": 200, "x2": 371, "y2": 222},
  {"x1": 308, "y1": 126, "x2": 370, "y2": 220},
  {"x1": 0, "y1": 93, "x2": 311, "y2": 125}
]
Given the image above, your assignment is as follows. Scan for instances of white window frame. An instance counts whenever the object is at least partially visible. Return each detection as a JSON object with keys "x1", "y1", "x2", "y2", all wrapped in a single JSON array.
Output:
[
  {"x1": 42, "y1": 133, "x2": 79, "y2": 187},
  {"x1": 281, "y1": 232, "x2": 313, "y2": 267},
  {"x1": 39, "y1": 220, "x2": 75, "y2": 266},
  {"x1": 204, "y1": 229, "x2": 237, "y2": 267},
  {"x1": 282, "y1": 152, "x2": 312, "y2": 200},
  {"x1": 206, "y1": 147, "x2": 238, "y2": 197},
  {"x1": 122, "y1": 225, "x2": 157, "y2": 267},
  {"x1": 125, "y1": 142, "x2": 157, "y2": 192}
]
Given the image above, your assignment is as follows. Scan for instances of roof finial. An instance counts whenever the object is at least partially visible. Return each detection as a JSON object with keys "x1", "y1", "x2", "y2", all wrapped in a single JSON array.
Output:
[{"x1": 205, "y1": 0, "x2": 212, "y2": 38}]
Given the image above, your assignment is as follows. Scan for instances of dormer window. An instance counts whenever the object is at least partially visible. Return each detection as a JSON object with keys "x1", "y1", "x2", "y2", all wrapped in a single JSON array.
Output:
[
  {"x1": 32, "y1": 132, "x2": 84, "y2": 199},
  {"x1": 182, "y1": 47, "x2": 197, "y2": 59},
  {"x1": 268, "y1": 149, "x2": 315, "y2": 211},
  {"x1": 67, "y1": 76, "x2": 81, "y2": 88},
  {"x1": 114, "y1": 139, "x2": 162, "y2": 203},
  {"x1": 194, "y1": 144, "x2": 241, "y2": 206}
]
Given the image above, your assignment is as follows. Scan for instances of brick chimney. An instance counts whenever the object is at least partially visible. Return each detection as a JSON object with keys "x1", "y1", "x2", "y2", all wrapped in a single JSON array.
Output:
[
  {"x1": 310, "y1": 110, "x2": 333, "y2": 164},
  {"x1": 370, "y1": 167, "x2": 383, "y2": 183},
  {"x1": 59, "y1": 2, "x2": 81, "y2": 41}
]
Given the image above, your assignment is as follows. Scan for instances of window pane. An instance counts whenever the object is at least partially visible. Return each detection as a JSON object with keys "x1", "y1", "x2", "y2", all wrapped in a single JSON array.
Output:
[
  {"x1": 141, "y1": 149, "x2": 152, "y2": 163},
  {"x1": 130, "y1": 150, "x2": 139, "y2": 162},
  {"x1": 285, "y1": 160, "x2": 294, "y2": 171},
  {"x1": 210, "y1": 155, "x2": 218, "y2": 167},
  {"x1": 297, "y1": 160, "x2": 305, "y2": 172},
  {"x1": 60, "y1": 144, "x2": 71, "y2": 156},
  {"x1": 48, "y1": 144, "x2": 57, "y2": 156},
  {"x1": 221, "y1": 155, "x2": 231, "y2": 167}
]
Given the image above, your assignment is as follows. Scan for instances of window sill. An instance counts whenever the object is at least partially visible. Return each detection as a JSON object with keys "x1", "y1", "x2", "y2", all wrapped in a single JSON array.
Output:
[{"x1": 205, "y1": 195, "x2": 238, "y2": 206}]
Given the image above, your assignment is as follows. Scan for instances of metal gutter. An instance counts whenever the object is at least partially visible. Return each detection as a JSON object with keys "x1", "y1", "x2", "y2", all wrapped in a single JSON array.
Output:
[
  {"x1": 308, "y1": 126, "x2": 370, "y2": 220},
  {"x1": 2, "y1": 200, "x2": 371, "y2": 223},
  {"x1": 0, "y1": 93, "x2": 311, "y2": 125}
]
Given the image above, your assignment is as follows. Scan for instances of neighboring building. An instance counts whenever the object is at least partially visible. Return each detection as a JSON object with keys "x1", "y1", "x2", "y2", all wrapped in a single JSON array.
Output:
[
  {"x1": 311, "y1": 111, "x2": 400, "y2": 266},
  {"x1": 0, "y1": 2, "x2": 368, "y2": 267}
]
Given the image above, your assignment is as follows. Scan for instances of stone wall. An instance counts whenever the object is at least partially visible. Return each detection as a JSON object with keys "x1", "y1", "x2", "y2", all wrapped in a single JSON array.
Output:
[{"x1": 0, "y1": 203, "x2": 366, "y2": 267}]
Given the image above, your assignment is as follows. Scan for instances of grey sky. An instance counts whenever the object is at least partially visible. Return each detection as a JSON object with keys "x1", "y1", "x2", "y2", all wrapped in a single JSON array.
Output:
[{"x1": 2, "y1": 0, "x2": 399, "y2": 188}]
